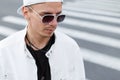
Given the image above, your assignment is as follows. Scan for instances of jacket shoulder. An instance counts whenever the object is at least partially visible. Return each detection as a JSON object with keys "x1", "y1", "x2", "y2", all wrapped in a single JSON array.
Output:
[
  {"x1": 55, "y1": 31, "x2": 78, "y2": 46},
  {"x1": 0, "y1": 29, "x2": 25, "y2": 49}
]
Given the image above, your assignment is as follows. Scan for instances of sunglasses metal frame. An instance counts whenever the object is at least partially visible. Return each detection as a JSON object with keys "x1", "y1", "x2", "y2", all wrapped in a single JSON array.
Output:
[{"x1": 28, "y1": 7, "x2": 65, "y2": 24}]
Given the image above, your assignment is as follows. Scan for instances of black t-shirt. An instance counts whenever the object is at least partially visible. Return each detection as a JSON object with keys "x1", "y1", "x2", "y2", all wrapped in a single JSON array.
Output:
[{"x1": 26, "y1": 34, "x2": 55, "y2": 80}]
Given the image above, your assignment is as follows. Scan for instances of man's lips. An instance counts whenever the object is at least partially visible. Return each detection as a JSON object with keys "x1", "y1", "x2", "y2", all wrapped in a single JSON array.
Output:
[{"x1": 45, "y1": 28, "x2": 55, "y2": 33}]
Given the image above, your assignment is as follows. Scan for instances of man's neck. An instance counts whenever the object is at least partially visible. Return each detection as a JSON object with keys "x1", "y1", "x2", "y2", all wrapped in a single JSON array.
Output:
[{"x1": 26, "y1": 32, "x2": 51, "y2": 50}]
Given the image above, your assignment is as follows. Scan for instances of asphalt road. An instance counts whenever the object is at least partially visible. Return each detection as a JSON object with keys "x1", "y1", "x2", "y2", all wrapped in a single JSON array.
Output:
[{"x1": 0, "y1": 0, "x2": 120, "y2": 80}]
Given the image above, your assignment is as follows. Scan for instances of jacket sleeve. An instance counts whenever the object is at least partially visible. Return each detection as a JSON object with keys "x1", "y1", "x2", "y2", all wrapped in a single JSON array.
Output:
[{"x1": 74, "y1": 44, "x2": 86, "y2": 80}]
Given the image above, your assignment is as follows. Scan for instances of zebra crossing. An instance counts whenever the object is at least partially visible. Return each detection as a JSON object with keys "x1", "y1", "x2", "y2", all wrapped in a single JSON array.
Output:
[{"x1": 0, "y1": 0, "x2": 120, "y2": 80}]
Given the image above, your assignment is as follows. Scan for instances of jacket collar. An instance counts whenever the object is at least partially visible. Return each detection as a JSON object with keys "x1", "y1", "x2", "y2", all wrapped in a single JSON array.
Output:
[{"x1": 17, "y1": 26, "x2": 34, "y2": 59}]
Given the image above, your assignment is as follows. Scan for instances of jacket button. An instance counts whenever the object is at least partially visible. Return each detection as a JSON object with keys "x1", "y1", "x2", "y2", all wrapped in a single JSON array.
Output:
[
  {"x1": 4, "y1": 74, "x2": 8, "y2": 79},
  {"x1": 41, "y1": 76, "x2": 45, "y2": 80},
  {"x1": 46, "y1": 50, "x2": 52, "y2": 57},
  {"x1": 50, "y1": 50, "x2": 52, "y2": 53},
  {"x1": 47, "y1": 53, "x2": 50, "y2": 57}
]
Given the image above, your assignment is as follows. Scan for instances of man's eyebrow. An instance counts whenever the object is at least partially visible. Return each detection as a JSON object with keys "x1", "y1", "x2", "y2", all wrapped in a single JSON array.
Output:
[
  {"x1": 40, "y1": 11, "x2": 62, "y2": 15},
  {"x1": 57, "y1": 11, "x2": 62, "y2": 14}
]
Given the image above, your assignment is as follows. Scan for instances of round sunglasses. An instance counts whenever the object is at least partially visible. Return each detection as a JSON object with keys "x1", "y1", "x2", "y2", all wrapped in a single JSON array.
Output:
[{"x1": 28, "y1": 7, "x2": 66, "y2": 24}]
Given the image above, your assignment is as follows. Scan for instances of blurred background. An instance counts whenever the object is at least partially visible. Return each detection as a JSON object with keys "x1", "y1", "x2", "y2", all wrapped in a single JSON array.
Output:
[{"x1": 0, "y1": 0, "x2": 120, "y2": 80}]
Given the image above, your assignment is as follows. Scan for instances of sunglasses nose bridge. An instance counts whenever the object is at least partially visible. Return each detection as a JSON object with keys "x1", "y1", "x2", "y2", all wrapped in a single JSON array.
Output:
[
  {"x1": 51, "y1": 14, "x2": 57, "y2": 21},
  {"x1": 48, "y1": 15, "x2": 58, "y2": 25},
  {"x1": 50, "y1": 15, "x2": 58, "y2": 22},
  {"x1": 54, "y1": 15, "x2": 58, "y2": 22}
]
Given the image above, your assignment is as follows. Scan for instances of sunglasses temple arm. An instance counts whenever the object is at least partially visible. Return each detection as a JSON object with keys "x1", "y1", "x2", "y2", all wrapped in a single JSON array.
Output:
[{"x1": 29, "y1": 7, "x2": 42, "y2": 19}]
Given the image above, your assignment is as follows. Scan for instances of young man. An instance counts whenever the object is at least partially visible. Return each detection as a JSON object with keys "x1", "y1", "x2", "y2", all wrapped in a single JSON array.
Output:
[{"x1": 0, "y1": 0, "x2": 86, "y2": 80}]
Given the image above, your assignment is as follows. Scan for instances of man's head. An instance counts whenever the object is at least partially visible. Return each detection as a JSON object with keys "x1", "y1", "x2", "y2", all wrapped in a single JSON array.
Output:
[{"x1": 19, "y1": 0, "x2": 65, "y2": 37}]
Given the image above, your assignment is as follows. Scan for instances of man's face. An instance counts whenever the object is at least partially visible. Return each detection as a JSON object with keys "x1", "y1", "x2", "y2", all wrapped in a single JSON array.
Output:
[{"x1": 22, "y1": 2, "x2": 63, "y2": 38}]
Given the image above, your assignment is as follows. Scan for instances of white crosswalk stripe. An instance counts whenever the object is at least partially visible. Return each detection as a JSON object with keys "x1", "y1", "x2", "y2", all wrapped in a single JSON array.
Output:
[
  {"x1": 64, "y1": 17, "x2": 120, "y2": 34},
  {"x1": 0, "y1": 25, "x2": 17, "y2": 36},
  {"x1": 63, "y1": 6, "x2": 120, "y2": 18},
  {"x1": 65, "y1": 0, "x2": 120, "y2": 12},
  {"x1": 2, "y1": 16, "x2": 27, "y2": 26},
  {"x1": 63, "y1": 10, "x2": 120, "y2": 25},
  {"x1": 82, "y1": 48, "x2": 120, "y2": 71},
  {"x1": 58, "y1": 27, "x2": 120, "y2": 49}
]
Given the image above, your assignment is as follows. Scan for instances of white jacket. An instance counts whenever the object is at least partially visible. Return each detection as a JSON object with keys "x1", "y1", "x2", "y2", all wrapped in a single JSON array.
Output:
[{"x1": 0, "y1": 28, "x2": 86, "y2": 80}]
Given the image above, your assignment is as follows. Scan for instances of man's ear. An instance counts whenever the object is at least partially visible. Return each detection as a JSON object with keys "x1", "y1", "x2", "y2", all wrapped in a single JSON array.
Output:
[{"x1": 22, "y1": 7, "x2": 30, "y2": 20}]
